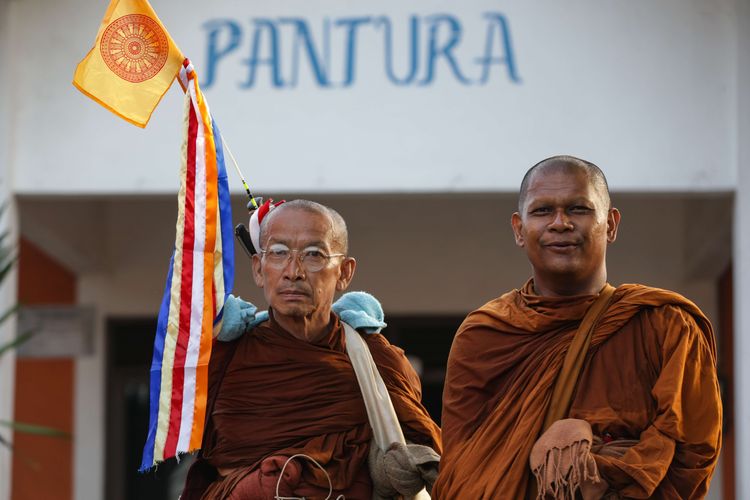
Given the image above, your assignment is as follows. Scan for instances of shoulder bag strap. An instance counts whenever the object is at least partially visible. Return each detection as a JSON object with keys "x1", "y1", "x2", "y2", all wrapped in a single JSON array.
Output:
[{"x1": 541, "y1": 283, "x2": 617, "y2": 432}]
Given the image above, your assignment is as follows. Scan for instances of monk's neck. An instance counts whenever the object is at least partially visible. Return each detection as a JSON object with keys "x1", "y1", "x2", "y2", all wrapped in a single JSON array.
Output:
[
  {"x1": 532, "y1": 271, "x2": 608, "y2": 298},
  {"x1": 273, "y1": 312, "x2": 332, "y2": 344}
]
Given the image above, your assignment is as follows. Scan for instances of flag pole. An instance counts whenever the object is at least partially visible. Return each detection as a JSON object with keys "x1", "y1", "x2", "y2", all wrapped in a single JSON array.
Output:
[
  {"x1": 178, "y1": 60, "x2": 259, "y2": 210},
  {"x1": 221, "y1": 137, "x2": 259, "y2": 210}
]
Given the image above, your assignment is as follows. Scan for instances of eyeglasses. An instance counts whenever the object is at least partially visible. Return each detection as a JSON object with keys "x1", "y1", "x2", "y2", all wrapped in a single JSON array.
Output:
[{"x1": 260, "y1": 243, "x2": 345, "y2": 272}]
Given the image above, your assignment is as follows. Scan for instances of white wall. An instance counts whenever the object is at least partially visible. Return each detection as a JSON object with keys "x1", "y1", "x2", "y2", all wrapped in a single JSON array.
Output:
[
  {"x1": 4, "y1": 0, "x2": 739, "y2": 195},
  {"x1": 72, "y1": 309, "x2": 106, "y2": 500}
]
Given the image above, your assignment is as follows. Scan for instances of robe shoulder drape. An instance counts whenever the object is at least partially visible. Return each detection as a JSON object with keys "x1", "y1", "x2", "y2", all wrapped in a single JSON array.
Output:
[{"x1": 182, "y1": 313, "x2": 441, "y2": 499}]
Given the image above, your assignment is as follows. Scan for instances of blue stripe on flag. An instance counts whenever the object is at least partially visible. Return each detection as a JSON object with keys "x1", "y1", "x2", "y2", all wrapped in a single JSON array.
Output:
[
  {"x1": 211, "y1": 118, "x2": 235, "y2": 301},
  {"x1": 140, "y1": 252, "x2": 176, "y2": 471}
]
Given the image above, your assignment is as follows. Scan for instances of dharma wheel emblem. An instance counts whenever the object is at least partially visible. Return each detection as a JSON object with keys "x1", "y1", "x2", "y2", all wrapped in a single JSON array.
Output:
[{"x1": 100, "y1": 14, "x2": 169, "y2": 83}]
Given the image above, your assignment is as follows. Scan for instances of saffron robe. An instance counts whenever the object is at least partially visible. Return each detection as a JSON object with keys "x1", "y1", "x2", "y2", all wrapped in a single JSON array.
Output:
[
  {"x1": 182, "y1": 312, "x2": 441, "y2": 499},
  {"x1": 433, "y1": 281, "x2": 721, "y2": 499}
]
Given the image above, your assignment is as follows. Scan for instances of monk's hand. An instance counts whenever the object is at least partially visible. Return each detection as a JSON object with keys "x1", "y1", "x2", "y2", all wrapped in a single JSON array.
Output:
[
  {"x1": 529, "y1": 418, "x2": 605, "y2": 499},
  {"x1": 368, "y1": 441, "x2": 440, "y2": 498}
]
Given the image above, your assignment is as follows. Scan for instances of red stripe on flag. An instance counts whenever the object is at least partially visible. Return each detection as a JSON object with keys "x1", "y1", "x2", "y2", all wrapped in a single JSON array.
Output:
[{"x1": 164, "y1": 100, "x2": 199, "y2": 457}]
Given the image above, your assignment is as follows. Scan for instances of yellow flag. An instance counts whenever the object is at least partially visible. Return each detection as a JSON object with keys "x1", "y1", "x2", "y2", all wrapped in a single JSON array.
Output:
[{"x1": 73, "y1": 0, "x2": 184, "y2": 128}]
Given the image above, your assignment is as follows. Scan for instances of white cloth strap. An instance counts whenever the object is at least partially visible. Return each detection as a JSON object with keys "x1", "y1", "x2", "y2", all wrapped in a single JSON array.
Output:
[{"x1": 342, "y1": 322, "x2": 431, "y2": 500}]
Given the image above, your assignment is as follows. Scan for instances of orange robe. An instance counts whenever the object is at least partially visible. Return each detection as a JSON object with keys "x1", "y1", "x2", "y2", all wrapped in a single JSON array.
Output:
[
  {"x1": 182, "y1": 312, "x2": 441, "y2": 499},
  {"x1": 433, "y1": 281, "x2": 721, "y2": 499}
]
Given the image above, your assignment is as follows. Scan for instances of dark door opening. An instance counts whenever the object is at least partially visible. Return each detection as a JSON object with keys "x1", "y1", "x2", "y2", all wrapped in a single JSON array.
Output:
[
  {"x1": 379, "y1": 315, "x2": 464, "y2": 424},
  {"x1": 106, "y1": 318, "x2": 193, "y2": 500}
]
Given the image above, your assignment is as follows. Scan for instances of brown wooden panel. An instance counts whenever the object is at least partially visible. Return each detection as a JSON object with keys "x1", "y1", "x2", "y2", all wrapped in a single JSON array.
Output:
[
  {"x1": 17, "y1": 238, "x2": 75, "y2": 305},
  {"x1": 11, "y1": 237, "x2": 75, "y2": 500},
  {"x1": 11, "y1": 359, "x2": 74, "y2": 500}
]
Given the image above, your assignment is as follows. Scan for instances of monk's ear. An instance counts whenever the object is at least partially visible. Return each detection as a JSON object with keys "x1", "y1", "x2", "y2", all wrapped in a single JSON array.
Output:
[
  {"x1": 251, "y1": 254, "x2": 264, "y2": 288},
  {"x1": 511, "y1": 212, "x2": 525, "y2": 247},
  {"x1": 606, "y1": 207, "x2": 621, "y2": 243},
  {"x1": 336, "y1": 257, "x2": 356, "y2": 291}
]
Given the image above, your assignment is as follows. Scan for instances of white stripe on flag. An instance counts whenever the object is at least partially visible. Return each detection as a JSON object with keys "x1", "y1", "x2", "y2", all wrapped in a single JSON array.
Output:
[
  {"x1": 214, "y1": 192, "x2": 225, "y2": 315},
  {"x1": 154, "y1": 92, "x2": 191, "y2": 462},
  {"x1": 177, "y1": 82, "x2": 207, "y2": 453}
]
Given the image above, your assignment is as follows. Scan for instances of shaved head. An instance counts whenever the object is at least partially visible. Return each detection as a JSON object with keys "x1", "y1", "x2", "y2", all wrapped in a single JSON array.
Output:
[
  {"x1": 259, "y1": 199, "x2": 349, "y2": 254},
  {"x1": 518, "y1": 156, "x2": 610, "y2": 213}
]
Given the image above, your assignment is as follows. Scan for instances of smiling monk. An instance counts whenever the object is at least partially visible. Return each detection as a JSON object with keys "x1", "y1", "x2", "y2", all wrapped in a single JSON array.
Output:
[
  {"x1": 181, "y1": 200, "x2": 441, "y2": 499},
  {"x1": 432, "y1": 156, "x2": 722, "y2": 499}
]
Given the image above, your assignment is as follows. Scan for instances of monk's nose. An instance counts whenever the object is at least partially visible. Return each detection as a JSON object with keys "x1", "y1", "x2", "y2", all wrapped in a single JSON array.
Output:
[
  {"x1": 549, "y1": 210, "x2": 573, "y2": 231},
  {"x1": 282, "y1": 254, "x2": 306, "y2": 280}
]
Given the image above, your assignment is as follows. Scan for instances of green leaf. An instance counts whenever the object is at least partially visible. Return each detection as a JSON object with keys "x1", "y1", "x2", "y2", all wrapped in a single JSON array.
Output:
[
  {"x1": 0, "y1": 303, "x2": 18, "y2": 326},
  {"x1": 0, "y1": 329, "x2": 32, "y2": 358},
  {"x1": 0, "y1": 254, "x2": 17, "y2": 285},
  {"x1": 0, "y1": 420, "x2": 70, "y2": 439},
  {"x1": 0, "y1": 432, "x2": 13, "y2": 451},
  {"x1": 0, "y1": 246, "x2": 15, "y2": 264}
]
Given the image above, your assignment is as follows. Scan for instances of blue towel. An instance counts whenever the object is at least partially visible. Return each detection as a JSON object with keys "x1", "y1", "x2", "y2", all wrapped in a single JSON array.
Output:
[
  {"x1": 216, "y1": 295, "x2": 268, "y2": 341},
  {"x1": 331, "y1": 291, "x2": 387, "y2": 334},
  {"x1": 217, "y1": 291, "x2": 386, "y2": 341}
]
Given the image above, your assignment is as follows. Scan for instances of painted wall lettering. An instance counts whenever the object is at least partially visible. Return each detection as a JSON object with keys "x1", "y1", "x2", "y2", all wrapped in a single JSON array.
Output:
[{"x1": 202, "y1": 12, "x2": 521, "y2": 89}]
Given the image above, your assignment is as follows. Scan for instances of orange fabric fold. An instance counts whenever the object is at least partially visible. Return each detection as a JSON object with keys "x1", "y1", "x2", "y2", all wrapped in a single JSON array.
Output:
[
  {"x1": 541, "y1": 284, "x2": 615, "y2": 432},
  {"x1": 433, "y1": 280, "x2": 721, "y2": 499}
]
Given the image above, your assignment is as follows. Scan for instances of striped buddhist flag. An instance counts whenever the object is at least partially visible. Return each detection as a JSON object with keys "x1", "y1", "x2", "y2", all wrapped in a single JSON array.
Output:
[
  {"x1": 140, "y1": 59, "x2": 234, "y2": 470},
  {"x1": 73, "y1": 0, "x2": 184, "y2": 127}
]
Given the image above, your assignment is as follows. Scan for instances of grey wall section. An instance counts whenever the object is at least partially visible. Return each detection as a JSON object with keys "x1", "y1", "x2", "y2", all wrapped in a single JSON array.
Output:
[
  {"x1": 735, "y1": 0, "x2": 750, "y2": 495},
  {"x1": 0, "y1": 0, "x2": 17, "y2": 499}
]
